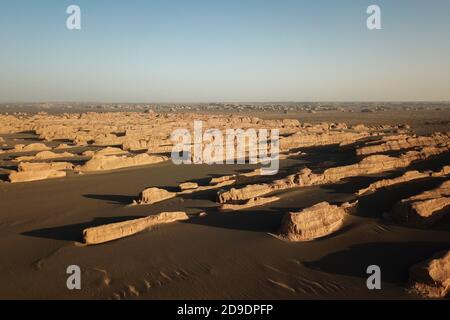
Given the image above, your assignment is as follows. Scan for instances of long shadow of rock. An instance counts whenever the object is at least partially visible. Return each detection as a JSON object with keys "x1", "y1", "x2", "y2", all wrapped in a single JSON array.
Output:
[
  {"x1": 22, "y1": 216, "x2": 142, "y2": 242},
  {"x1": 184, "y1": 208, "x2": 285, "y2": 233},
  {"x1": 83, "y1": 194, "x2": 136, "y2": 205},
  {"x1": 321, "y1": 176, "x2": 447, "y2": 218},
  {"x1": 407, "y1": 152, "x2": 450, "y2": 172},
  {"x1": 355, "y1": 177, "x2": 447, "y2": 218},
  {"x1": 303, "y1": 241, "x2": 450, "y2": 284}
]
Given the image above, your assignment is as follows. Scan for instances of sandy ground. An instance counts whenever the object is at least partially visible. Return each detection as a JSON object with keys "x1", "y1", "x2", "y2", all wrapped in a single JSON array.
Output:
[{"x1": 0, "y1": 110, "x2": 449, "y2": 300}]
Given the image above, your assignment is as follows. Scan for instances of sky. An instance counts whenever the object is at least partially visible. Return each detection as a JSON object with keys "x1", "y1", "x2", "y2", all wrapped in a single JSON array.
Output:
[{"x1": 0, "y1": 0, "x2": 449, "y2": 103}]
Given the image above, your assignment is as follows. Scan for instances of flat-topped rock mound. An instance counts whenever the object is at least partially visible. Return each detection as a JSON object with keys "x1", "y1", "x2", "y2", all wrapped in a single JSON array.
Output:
[
  {"x1": 83, "y1": 211, "x2": 189, "y2": 245},
  {"x1": 277, "y1": 201, "x2": 357, "y2": 242},
  {"x1": 390, "y1": 180, "x2": 450, "y2": 228},
  {"x1": 410, "y1": 250, "x2": 450, "y2": 298},
  {"x1": 357, "y1": 166, "x2": 450, "y2": 195},
  {"x1": 219, "y1": 196, "x2": 280, "y2": 212},
  {"x1": 94, "y1": 147, "x2": 128, "y2": 156},
  {"x1": 4, "y1": 143, "x2": 51, "y2": 153},
  {"x1": 18, "y1": 162, "x2": 73, "y2": 172},
  {"x1": 357, "y1": 133, "x2": 449, "y2": 155},
  {"x1": 218, "y1": 146, "x2": 450, "y2": 204},
  {"x1": 280, "y1": 131, "x2": 371, "y2": 152},
  {"x1": 15, "y1": 151, "x2": 75, "y2": 162},
  {"x1": 135, "y1": 187, "x2": 177, "y2": 205},
  {"x1": 9, "y1": 169, "x2": 66, "y2": 183},
  {"x1": 179, "y1": 182, "x2": 199, "y2": 191},
  {"x1": 76, "y1": 154, "x2": 168, "y2": 172}
]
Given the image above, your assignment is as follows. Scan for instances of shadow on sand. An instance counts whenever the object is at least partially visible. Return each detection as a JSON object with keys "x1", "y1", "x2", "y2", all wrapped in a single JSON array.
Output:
[
  {"x1": 303, "y1": 241, "x2": 450, "y2": 284},
  {"x1": 22, "y1": 216, "x2": 142, "y2": 242},
  {"x1": 83, "y1": 194, "x2": 136, "y2": 205}
]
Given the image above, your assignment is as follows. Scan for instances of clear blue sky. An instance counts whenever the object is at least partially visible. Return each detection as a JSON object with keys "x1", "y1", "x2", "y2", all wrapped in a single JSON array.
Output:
[{"x1": 0, "y1": 0, "x2": 449, "y2": 102}]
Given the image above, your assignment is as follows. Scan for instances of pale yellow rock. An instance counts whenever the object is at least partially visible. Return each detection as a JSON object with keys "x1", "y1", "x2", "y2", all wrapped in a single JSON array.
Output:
[
  {"x1": 77, "y1": 154, "x2": 167, "y2": 172},
  {"x1": 280, "y1": 131, "x2": 370, "y2": 152},
  {"x1": 210, "y1": 175, "x2": 236, "y2": 185},
  {"x1": 11, "y1": 143, "x2": 51, "y2": 153},
  {"x1": 357, "y1": 133, "x2": 449, "y2": 155},
  {"x1": 277, "y1": 202, "x2": 356, "y2": 242},
  {"x1": 219, "y1": 196, "x2": 280, "y2": 212},
  {"x1": 16, "y1": 151, "x2": 75, "y2": 162},
  {"x1": 94, "y1": 147, "x2": 128, "y2": 156},
  {"x1": 55, "y1": 143, "x2": 73, "y2": 149},
  {"x1": 179, "y1": 182, "x2": 199, "y2": 191},
  {"x1": 179, "y1": 179, "x2": 236, "y2": 195},
  {"x1": 218, "y1": 184, "x2": 275, "y2": 204},
  {"x1": 82, "y1": 150, "x2": 96, "y2": 157},
  {"x1": 93, "y1": 133, "x2": 123, "y2": 146},
  {"x1": 137, "y1": 187, "x2": 176, "y2": 205},
  {"x1": 83, "y1": 212, "x2": 189, "y2": 245},
  {"x1": 357, "y1": 171, "x2": 430, "y2": 195},
  {"x1": 18, "y1": 162, "x2": 73, "y2": 172},
  {"x1": 432, "y1": 166, "x2": 450, "y2": 177},
  {"x1": 239, "y1": 168, "x2": 263, "y2": 178},
  {"x1": 218, "y1": 145, "x2": 450, "y2": 204},
  {"x1": 390, "y1": 181, "x2": 450, "y2": 228},
  {"x1": 410, "y1": 250, "x2": 450, "y2": 298},
  {"x1": 9, "y1": 170, "x2": 66, "y2": 183}
]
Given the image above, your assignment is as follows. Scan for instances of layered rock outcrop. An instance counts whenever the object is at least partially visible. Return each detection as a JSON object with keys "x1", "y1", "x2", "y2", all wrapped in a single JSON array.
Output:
[
  {"x1": 83, "y1": 212, "x2": 189, "y2": 245},
  {"x1": 77, "y1": 154, "x2": 167, "y2": 172},
  {"x1": 9, "y1": 170, "x2": 66, "y2": 183},
  {"x1": 277, "y1": 202, "x2": 357, "y2": 241},
  {"x1": 16, "y1": 151, "x2": 75, "y2": 162},
  {"x1": 135, "y1": 187, "x2": 177, "y2": 205},
  {"x1": 218, "y1": 146, "x2": 450, "y2": 203},
  {"x1": 219, "y1": 196, "x2": 279, "y2": 212},
  {"x1": 357, "y1": 133, "x2": 449, "y2": 155},
  {"x1": 409, "y1": 250, "x2": 450, "y2": 298},
  {"x1": 389, "y1": 181, "x2": 450, "y2": 228},
  {"x1": 18, "y1": 162, "x2": 73, "y2": 172},
  {"x1": 5, "y1": 143, "x2": 51, "y2": 153},
  {"x1": 280, "y1": 131, "x2": 370, "y2": 152},
  {"x1": 357, "y1": 167, "x2": 450, "y2": 195}
]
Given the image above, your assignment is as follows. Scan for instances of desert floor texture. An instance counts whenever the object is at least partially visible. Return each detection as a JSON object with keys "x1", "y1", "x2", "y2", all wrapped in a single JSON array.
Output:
[{"x1": 0, "y1": 105, "x2": 449, "y2": 300}]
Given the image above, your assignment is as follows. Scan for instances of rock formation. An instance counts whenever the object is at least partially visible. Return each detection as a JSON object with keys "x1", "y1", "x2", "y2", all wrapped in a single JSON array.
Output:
[
  {"x1": 15, "y1": 151, "x2": 75, "y2": 162},
  {"x1": 218, "y1": 146, "x2": 450, "y2": 204},
  {"x1": 83, "y1": 212, "x2": 189, "y2": 245},
  {"x1": 5, "y1": 143, "x2": 51, "y2": 153},
  {"x1": 280, "y1": 131, "x2": 370, "y2": 152},
  {"x1": 18, "y1": 162, "x2": 73, "y2": 172},
  {"x1": 94, "y1": 147, "x2": 128, "y2": 156},
  {"x1": 9, "y1": 169, "x2": 66, "y2": 183},
  {"x1": 409, "y1": 250, "x2": 450, "y2": 298},
  {"x1": 136, "y1": 187, "x2": 177, "y2": 205},
  {"x1": 77, "y1": 154, "x2": 168, "y2": 172},
  {"x1": 277, "y1": 202, "x2": 357, "y2": 242},
  {"x1": 179, "y1": 182, "x2": 199, "y2": 191},
  {"x1": 390, "y1": 181, "x2": 450, "y2": 228},
  {"x1": 210, "y1": 175, "x2": 236, "y2": 185},
  {"x1": 357, "y1": 167, "x2": 450, "y2": 195},
  {"x1": 178, "y1": 179, "x2": 236, "y2": 195},
  {"x1": 357, "y1": 133, "x2": 449, "y2": 155},
  {"x1": 219, "y1": 196, "x2": 280, "y2": 212}
]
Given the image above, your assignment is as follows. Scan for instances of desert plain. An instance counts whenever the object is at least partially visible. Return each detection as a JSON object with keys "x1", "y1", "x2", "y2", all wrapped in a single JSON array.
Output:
[{"x1": 0, "y1": 102, "x2": 449, "y2": 300}]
